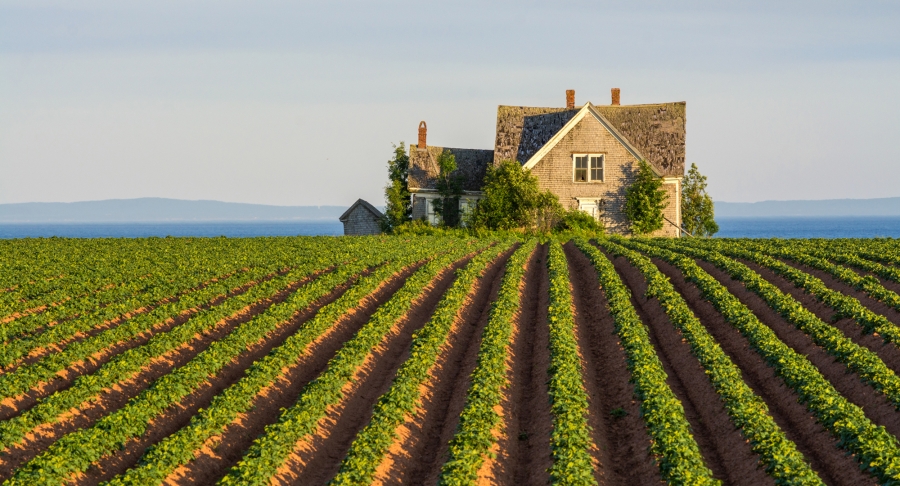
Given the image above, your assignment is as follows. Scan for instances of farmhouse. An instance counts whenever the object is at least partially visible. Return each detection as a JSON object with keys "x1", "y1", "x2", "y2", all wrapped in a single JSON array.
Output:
[{"x1": 408, "y1": 89, "x2": 686, "y2": 236}]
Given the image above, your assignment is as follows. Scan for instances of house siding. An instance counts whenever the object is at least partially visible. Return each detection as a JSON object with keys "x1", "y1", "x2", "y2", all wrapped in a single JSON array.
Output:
[
  {"x1": 342, "y1": 207, "x2": 383, "y2": 235},
  {"x1": 529, "y1": 114, "x2": 680, "y2": 236}
]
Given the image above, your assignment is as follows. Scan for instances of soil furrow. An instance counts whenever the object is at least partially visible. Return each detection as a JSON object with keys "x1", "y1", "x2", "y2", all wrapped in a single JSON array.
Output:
[
  {"x1": 653, "y1": 256, "x2": 875, "y2": 485},
  {"x1": 771, "y1": 257, "x2": 900, "y2": 371},
  {"x1": 563, "y1": 242, "x2": 662, "y2": 486},
  {"x1": 606, "y1": 251, "x2": 771, "y2": 485},
  {"x1": 487, "y1": 243, "x2": 554, "y2": 486},
  {"x1": 375, "y1": 247, "x2": 513, "y2": 485},
  {"x1": 67, "y1": 265, "x2": 396, "y2": 486},
  {"x1": 162, "y1": 261, "x2": 425, "y2": 485},
  {"x1": 1, "y1": 271, "x2": 244, "y2": 372},
  {"x1": 0, "y1": 270, "x2": 288, "y2": 421},
  {"x1": 0, "y1": 271, "x2": 328, "y2": 481},
  {"x1": 725, "y1": 259, "x2": 900, "y2": 438},
  {"x1": 270, "y1": 253, "x2": 479, "y2": 486}
]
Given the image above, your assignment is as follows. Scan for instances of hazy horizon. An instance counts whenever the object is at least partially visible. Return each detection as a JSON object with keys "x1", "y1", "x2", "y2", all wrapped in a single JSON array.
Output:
[{"x1": 2, "y1": 1, "x2": 898, "y2": 206}]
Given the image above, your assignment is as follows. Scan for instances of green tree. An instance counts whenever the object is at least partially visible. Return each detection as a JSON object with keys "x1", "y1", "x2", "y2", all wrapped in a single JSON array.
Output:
[
  {"x1": 469, "y1": 160, "x2": 562, "y2": 231},
  {"x1": 682, "y1": 163, "x2": 719, "y2": 237},
  {"x1": 382, "y1": 143, "x2": 411, "y2": 232},
  {"x1": 431, "y1": 149, "x2": 464, "y2": 227},
  {"x1": 624, "y1": 160, "x2": 668, "y2": 235}
]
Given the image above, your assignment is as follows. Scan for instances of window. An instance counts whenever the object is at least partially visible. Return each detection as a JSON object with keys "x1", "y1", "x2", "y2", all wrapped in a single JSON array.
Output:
[{"x1": 573, "y1": 154, "x2": 604, "y2": 182}]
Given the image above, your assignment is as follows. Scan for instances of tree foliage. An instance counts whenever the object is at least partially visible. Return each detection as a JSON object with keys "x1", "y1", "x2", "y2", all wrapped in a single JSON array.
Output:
[
  {"x1": 624, "y1": 160, "x2": 668, "y2": 235},
  {"x1": 681, "y1": 163, "x2": 719, "y2": 237},
  {"x1": 468, "y1": 160, "x2": 562, "y2": 232},
  {"x1": 382, "y1": 143, "x2": 411, "y2": 232},
  {"x1": 431, "y1": 149, "x2": 464, "y2": 227}
]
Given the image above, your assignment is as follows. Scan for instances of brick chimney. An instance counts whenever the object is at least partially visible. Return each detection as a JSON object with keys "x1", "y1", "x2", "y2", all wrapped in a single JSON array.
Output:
[
  {"x1": 566, "y1": 89, "x2": 575, "y2": 109},
  {"x1": 417, "y1": 121, "x2": 427, "y2": 149},
  {"x1": 611, "y1": 88, "x2": 620, "y2": 106}
]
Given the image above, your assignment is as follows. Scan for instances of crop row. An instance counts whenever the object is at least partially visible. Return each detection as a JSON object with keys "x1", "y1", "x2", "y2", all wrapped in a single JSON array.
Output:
[
  {"x1": 628, "y1": 238, "x2": 900, "y2": 483},
  {"x1": 330, "y1": 240, "x2": 516, "y2": 485},
  {"x1": 573, "y1": 238, "x2": 718, "y2": 485},
  {"x1": 769, "y1": 239, "x2": 900, "y2": 285},
  {"x1": 101, "y1": 238, "x2": 447, "y2": 485},
  {"x1": 542, "y1": 241, "x2": 598, "y2": 485},
  {"x1": 0, "y1": 267, "x2": 256, "y2": 370},
  {"x1": 597, "y1": 238, "x2": 821, "y2": 485},
  {"x1": 0, "y1": 266, "x2": 276, "y2": 403},
  {"x1": 666, "y1": 238, "x2": 900, "y2": 410},
  {"x1": 436, "y1": 240, "x2": 536, "y2": 485},
  {"x1": 218, "y1": 239, "x2": 489, "y2": 485},
  {"x1": 698, "y1": 238, "x2": 900, "y2": 343},
  {"x1": 0, "y1": 241, "x2": 367, "y2": 455},
  {"x1": 5, "y1": 237, "x2": 431, "y2": 484}
]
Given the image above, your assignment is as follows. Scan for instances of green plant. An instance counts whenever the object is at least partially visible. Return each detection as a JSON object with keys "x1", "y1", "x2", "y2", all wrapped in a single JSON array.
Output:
[
  {"x1": 599, "y1": 238, "x2": 820, "y2": 485},
  {"x1": 623, "y1": 160, "x2": 668, "y2": 235},
  {"x1": 574, "y1": 238, "x2": 718, "y2": 485},
  {"x1": 382, "y1": 142, "x2": 411, "y2": 233},
  {"x1": 626, "y1": 238, "x2": 900, "y2": 484},
  {"x1": 468, "y1": 160, "x2": 562, "y2": 232},
  {"x1": 681, "y1": 163, "x2": 718, "y2": 237},
  {"x1": 555, "y1": 208, "x2": 604, "y2": 234},
  {"x1": 438, "y1": 241, "x2": 536, "y2": 483},
  {"x1": 431, "y1": 149, "x2": 464, "y2": 227}
]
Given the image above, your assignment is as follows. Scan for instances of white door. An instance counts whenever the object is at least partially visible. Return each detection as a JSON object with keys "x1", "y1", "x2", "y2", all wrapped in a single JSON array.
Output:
[{"x1": 579, "y1": 200, "x2": 599, "y2": 219}]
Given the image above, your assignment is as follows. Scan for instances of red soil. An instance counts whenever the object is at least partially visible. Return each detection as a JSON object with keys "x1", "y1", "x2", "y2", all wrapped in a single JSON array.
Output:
[
  {"x1": 374, "y1": 246, "x2": 514, "y2": 485},
  {"x1": 563, "y1": 242, "x2": 663, "y2": 485},
  {"x1": 656, "y1": 256, "x2": 876, "y2": 485},
  {"x1": 605, "y1": 249, "x2": 772, "y2": 485}
]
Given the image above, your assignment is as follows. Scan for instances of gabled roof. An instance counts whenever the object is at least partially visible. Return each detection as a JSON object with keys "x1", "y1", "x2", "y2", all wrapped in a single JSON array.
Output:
[
  {"x1": 494, "y1": 101, "x2": 685, "y2": 176},
  {"x1": 408, "y1": 146, "x2": 494, "y2": 192},
  {"x1": 522, "y1": 103, "x2": 658, "y2": 175},
  {"x1": 339, "y1": 198, "x2": 384, "y2": 222}
]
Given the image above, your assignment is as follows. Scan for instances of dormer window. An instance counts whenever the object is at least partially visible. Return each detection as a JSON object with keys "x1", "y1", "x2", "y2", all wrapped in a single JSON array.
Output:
[{"x1": 573, "y1": 154, "x2": 604, "y2": 182}]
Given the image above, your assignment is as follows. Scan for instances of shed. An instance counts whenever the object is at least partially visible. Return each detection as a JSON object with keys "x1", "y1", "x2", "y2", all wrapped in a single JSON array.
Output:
[{"x1": 339, "y1": 199, "x2": 385, "y2": 235}]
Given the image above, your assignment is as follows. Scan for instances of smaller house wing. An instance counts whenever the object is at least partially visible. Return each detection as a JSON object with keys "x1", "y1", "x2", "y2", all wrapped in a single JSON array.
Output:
[
  {"x1": 339, "y1": 198, "x2": 385, "y2": 222},
  {"x1": 408, "y1": 146, "x2": 494, "y2": 193}
]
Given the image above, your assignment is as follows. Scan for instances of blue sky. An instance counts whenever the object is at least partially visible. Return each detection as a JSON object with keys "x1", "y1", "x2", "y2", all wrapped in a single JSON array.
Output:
[{"x1": 1, "y1": 0, "x2": 898, "y2": 205}]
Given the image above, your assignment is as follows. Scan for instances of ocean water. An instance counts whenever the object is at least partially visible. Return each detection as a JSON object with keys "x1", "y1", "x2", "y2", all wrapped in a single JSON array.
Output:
[
  {"x1": 3, "y1": 217, "x2": 900, "y2": 239},
  {"x1": 0, "y1": 221, "x2": 344, "y2": 239},
  {"x1": 715, "y1": 217, "x2": 900, "y2": 239}
]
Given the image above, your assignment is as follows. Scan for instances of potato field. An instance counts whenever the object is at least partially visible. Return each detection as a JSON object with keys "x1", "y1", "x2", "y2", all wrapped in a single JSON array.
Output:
[{"x1": 3, "y1": 235, "x2": 900, "y2": 485}]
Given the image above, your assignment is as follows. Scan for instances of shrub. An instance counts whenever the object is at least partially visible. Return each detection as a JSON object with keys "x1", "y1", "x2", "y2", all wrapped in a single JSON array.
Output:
[{"x1": 623, "y1": 160, "x2": 668, "y2": 235}]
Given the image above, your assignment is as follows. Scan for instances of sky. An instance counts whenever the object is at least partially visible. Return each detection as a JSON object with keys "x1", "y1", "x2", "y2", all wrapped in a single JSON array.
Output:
[{"x1": 1, "y1": 1, "x2": 899, "y2": 206}]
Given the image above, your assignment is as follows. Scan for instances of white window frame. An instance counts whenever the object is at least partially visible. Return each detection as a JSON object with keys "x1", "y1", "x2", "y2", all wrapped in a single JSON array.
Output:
[{"x1": 572, "y1": 154, "x2": 605, "y2": 183}]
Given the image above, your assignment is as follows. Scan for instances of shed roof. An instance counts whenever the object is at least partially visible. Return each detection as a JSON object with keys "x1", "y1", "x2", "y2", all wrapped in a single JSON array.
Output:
[
  {"x1": 408, "y1": 146, "x2": 494, "y2": 192},
  {"x1": 494, "y1": 101, "x2": 686, "y2": 177},
  {"x1": 339, "y1": 198, "x2": 385, "y2": 222}
]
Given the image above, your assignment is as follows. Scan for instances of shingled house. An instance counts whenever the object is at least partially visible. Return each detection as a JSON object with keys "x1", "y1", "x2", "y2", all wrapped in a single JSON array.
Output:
[
  {"x1": 408, "y1": 89, "x2": 685, "y2": 236},
  {"x1": 339, "y1": 199, "x2": 384, "y2": 235}
]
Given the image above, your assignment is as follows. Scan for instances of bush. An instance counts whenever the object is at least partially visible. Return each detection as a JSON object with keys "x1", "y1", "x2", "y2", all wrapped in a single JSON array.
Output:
[
  {"x1": 468, "y1": 160, "x2": 562, "y2": 231},
  {"x1": 682, "y1": 163, "x2": 719, "y2": 237},
  {"x1": 382, "y1": 143, "x2": 411, "y2": 233},
  {"x1": 554, "y1": 208, "x2": 604, "y2": 233},
  {"x1": 624, "y1": 160, "x2": 668, "y2": 235}
]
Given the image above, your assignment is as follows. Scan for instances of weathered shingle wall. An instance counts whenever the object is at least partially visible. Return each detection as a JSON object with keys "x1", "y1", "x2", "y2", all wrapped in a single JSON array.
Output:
[
  {"x1": 495, "y1": 102, "x2": 686, "y2": 177},
  {"x1": 342, "y1": 206, "x2": 382, "y2": 235},
  {"x1": 529, "y1": 114, "x2": 679, "y2": 236}
]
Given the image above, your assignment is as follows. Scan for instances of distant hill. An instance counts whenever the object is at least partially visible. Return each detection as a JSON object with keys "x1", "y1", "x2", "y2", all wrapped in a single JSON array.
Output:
[
  {"x1": 716, "y1": 197, "x2": 900, "y2": 218},
  {"x1": 0, "y1": 198, "x2": 350, "y2": 223}
]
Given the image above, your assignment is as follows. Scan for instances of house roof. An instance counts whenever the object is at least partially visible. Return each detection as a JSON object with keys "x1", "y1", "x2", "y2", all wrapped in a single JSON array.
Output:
[
  {"x1": 339, "y1": 198, "x2": 385, "y2": 222},
  {"x1": 494, "y1": 101, "x2": 686, "y2": 177},
  {"x1": 408, "y1": 145, "x2": 494, "y2": 192}
]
